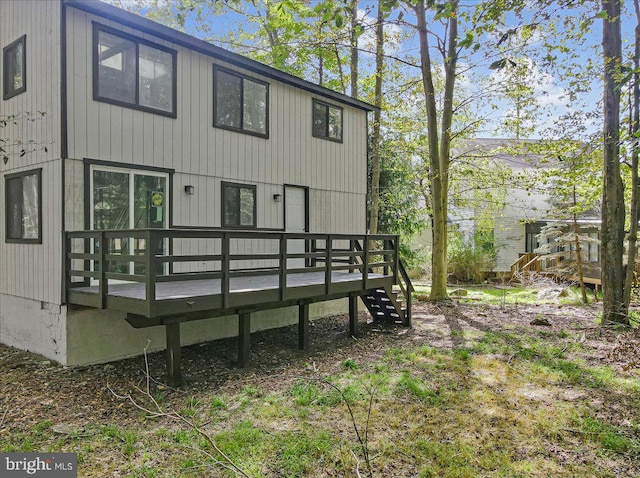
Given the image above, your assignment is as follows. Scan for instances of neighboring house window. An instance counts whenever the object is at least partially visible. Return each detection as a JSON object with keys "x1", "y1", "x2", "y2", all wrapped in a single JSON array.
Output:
[
  {"x1": 3, "y1": 35, "x2": 26, "y2": 100},
  {"x1": 312, "y1": 99, "x2": 342, "y2": 142},
  {"x1": 94, "y1": 24, "x2": 176, "y2": 117},
  {"x1": 222, "y1": 182, "x2": 256, "y2": 228},
  {"x1": 525, "y1": 222, "x2": 545, "y2": 253},
  {"x1": 5, "y1": 168, "x2": 41, "y2": 243},
  {"x1": 213, "y1": 66, "x2": 268, "y2": 137}
]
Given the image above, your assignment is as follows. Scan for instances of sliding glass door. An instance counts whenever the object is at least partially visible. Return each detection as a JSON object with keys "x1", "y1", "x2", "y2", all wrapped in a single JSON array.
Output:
[{"x1": 91, "y1": 165, "x2": 169, "y2": 278}]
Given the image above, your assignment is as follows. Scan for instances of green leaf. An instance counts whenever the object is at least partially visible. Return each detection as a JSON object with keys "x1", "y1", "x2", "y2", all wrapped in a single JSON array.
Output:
[
  {"x1": 335, "y1": 14, "x2": 343, "y2": 29},
  {"x1": 489, "y1": 59, "x2": 507, "y2": 70},
  {"x1": 459, "y1": 31, "x2": 474, "y2": 49},
  {"x1": 595, "y1": 11, "x2": 608, "y2": 19}
]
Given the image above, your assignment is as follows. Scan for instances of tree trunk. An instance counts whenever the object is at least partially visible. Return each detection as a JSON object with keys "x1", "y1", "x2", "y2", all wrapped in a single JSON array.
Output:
[
  {"x1": 624, "y1": 0, "x2": 640, "y2": 309},
  {"x1": 349, "y1": 0, "x2": 359, "y2": 99},
  {"x1": 601, "y1": 0, "x2": 628, "y2": 324},
  {"x1": 414, "y1": 1, "x2": 458, "y2": 301},
  {"x1": 368, "y1": 2, "x2": 384, "y2": 235}
]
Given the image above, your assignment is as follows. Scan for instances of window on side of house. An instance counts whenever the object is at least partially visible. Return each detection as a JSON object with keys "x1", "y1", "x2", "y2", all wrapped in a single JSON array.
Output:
[
  {"x1": 312, "y1": 99, "x2": 343, "y2": 142},
  {"x1": 5, "y1": 168, "x2": 41, "y2": 243},
  {"x1": 213, "y1": 66, "x2": 268, "y2": 137},
  {"x1": 94, "y1": 24, "x2": 176, "y2": 117},
  {"x1": 222, "y1": 182, "x2": 256, "y2": 228},
  {"x1": 3, "y1": 35, "x2": 26, "y2": 100}
]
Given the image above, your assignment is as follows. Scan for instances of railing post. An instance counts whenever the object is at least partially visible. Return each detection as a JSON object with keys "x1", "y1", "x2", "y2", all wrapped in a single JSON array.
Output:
[
  {"x1": 324, "y1": 234, "x2": 333, "y2": 295},
  {"x1": 279, "y1": 233, "x2": 287, "y2": 301},
  {"x1": 145, "y1": 229, "x2": 157, "y2": 317},
  {"x1": 363, "y1": 235, "x2": 370, "y2": 291},
  {"x1": 383, "y1": 239, "x2": 390, "y2": 276},
  {"x1": 222, "y1": 232, "x2": 230, "y2": 308},
  {"x1": 98, "y1": 230, "x2": 107, "y2": 309},
  {"x1": 64, "y1": 233, "x2": 71, "y2": 302},
  {"x1": 394, "y1": 236, "x2": 400, "y2": 283}
]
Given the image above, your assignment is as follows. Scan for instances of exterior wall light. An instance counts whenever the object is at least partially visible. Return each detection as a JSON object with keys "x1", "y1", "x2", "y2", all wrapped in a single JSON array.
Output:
[
  {"x1": 273, "y1": 193, "x2": 282, "y2": 202},
  {"x1": 184, "y1": 185, "x2": 195, "y2": 195}
]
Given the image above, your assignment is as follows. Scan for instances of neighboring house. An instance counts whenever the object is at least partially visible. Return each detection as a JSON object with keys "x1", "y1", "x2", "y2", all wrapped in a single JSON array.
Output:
[
  {"x1": 0, "y1": 0, "x2": 410, "y2": 381},
  {"x1": 416, "y1": 138, "x2": 600, "y2": 278}
]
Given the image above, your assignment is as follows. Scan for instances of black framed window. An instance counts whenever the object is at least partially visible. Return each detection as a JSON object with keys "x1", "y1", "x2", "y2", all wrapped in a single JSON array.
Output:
[
  {"x1": 3, "y1": 35, "x2": 26, "y2": 100},
  {"x1": 222, "y1": 182, "x2": 256, "y2": 228},
  {"x1": 312, "y1": 99, "x2": 343, "y2": 142},
  {"x1": 214, "y1": 66, "x2": 268, "y2": 138},
  {"x1": 5, "y1": 168, "x2": 41, "y2": 243},
  {"x1": 94, "y1": 24, "x2": 176, "y2": 117}
]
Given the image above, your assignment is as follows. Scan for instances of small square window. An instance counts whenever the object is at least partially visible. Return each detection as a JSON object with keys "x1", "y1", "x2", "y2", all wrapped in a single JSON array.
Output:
[
  {"x1": 5, "y1": 168, "x2": 41, "y2": 243},
  {"x1": 312, "y1": 99, "x2": 343, "y2": 142},
  {"x1": 213, "y1": 66, "x2": 269, "y2": 138},
  {"x1": 222, "y1": 182, "x2": 256, "y2": 228},
  {"x1": 3, "y1": 35, "x2": 26, "y2": 100}
]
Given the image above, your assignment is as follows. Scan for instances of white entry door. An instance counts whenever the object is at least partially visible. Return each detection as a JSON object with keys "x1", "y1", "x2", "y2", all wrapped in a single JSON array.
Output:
[{"x1": 285, "y1": 186, "x2": 307, "y2": 269}]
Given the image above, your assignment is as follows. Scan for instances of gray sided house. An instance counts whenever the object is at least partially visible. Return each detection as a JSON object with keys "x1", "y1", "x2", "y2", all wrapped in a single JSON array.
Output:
[
  {"x1": 415, "y1": 139, "x2": 600, "y2": 280},
  {"x1": 0, "y1": 0, "x2": 411, "y2": 382}
]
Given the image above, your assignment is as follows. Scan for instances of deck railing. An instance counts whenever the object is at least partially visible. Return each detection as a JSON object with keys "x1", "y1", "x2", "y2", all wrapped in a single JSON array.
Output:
[{"x1": 65, "y1": 229, "x2": 403, "y2": 318}]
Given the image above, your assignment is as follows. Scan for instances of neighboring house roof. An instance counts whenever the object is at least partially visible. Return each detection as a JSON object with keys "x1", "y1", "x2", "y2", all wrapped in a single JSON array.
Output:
[
  {"x1": 64, "y1": 0, "x2": 377, "y2": 113},
  {"x1": 455, "y1": 138, "x2": 561, "y2": 170}
]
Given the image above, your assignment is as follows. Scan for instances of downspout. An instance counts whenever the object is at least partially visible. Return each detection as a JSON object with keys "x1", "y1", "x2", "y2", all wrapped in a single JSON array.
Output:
[
  {"x1": 60, "y1": 0, "x2": 68, "y2": 305},
  {"x1": 366, "y1": 110, "x2": 370, "y2": 233}
]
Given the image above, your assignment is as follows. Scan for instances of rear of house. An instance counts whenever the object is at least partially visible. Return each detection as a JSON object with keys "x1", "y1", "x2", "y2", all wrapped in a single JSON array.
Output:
[{"x1": 0, "y1": 0, "x2": 377, "y2": 367}]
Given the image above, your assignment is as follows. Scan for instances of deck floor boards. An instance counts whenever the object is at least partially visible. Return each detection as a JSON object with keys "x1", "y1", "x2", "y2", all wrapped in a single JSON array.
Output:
[{"x1": 71, "y1": 271, "x2": 385, "y2": 301}]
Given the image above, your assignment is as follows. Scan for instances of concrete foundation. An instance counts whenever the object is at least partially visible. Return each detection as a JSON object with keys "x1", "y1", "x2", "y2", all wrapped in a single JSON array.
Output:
[{"x1": 0, "y1": 292, "x2": 351, "y2": 366}]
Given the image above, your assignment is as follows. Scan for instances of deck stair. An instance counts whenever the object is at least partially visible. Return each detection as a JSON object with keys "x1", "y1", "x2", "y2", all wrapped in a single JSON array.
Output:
[{"x1": 361, "y1": 287, "x2": 406, "y2": 324}]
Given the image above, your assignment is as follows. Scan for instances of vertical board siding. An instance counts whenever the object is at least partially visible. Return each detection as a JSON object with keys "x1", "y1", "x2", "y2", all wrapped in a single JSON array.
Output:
[
  {"x1": 66, "y1": 7, "x2": 368, "y2": 240},
  {"x1": 0, "y1": 0, "x2": 62, "y2": 304}
]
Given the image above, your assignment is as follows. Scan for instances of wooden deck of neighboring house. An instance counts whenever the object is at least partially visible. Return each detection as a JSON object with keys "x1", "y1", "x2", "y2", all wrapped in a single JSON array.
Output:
[
  {"x1": 65, "y1": 229, "x2": 413, "y2": 385},
  {"x1": 510, "y1": 252, "x2": 604, "y2": 289}
]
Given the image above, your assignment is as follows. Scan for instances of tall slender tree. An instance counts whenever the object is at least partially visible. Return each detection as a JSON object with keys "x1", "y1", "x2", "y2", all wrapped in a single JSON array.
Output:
[
  {"x1": 601, "y1": 0, "x2": 628, "y2": 324},
  {"x1": 409, "y1": 0, "x2": 458, "y2": 300},
  {"x1": 624, "y1": 0, "x2": 640, "y2": 310}
]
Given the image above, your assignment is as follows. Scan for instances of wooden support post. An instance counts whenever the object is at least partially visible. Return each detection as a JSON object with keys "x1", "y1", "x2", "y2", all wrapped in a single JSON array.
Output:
[
  {"x1": 165, "y1": 322, "x2": 182, "y2": 387},
  {"x1": 349, "y1": 294, "x2": 359, "y2": 337},
  {"x1": 298, "y1": 302, "x2": 309, "y2": 350},
  {"x1": 238, "y1": 311, "x2": 251, "y2": 367}
]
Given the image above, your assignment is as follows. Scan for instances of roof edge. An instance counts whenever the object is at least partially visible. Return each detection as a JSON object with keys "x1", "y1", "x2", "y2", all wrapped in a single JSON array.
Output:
[{"x1": 64, "y1": 0, "x2": 378, "y2": 113}]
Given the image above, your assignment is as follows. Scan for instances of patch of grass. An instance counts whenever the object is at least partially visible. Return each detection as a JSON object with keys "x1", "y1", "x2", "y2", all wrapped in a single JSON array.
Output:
[
  {"x1": 242, "y1": 385, "x2": 261, "y2": 398},
  {"x1": 289, "y1": 379, "x2": 320, "y2": 406},
  {"x1": 209, "y1": 395, "x2": 227, "y2": 411},
  {"x1": 398, "y1": 372, "x2": 441, "y2": 404},
  {"x1": 273, "y1": 430, "x2": 335, "y2": 476},
  {"x1": 342, "y1": 358, "x2": 360, "y2": 370},
  {"x1": 317, "y1": 383, "x2": 363, "y2": 406},
  {"x1": 573, "y1": 413, "x2": 639, "y2": 455},
  {"x1": 100, "y1": 425, "x2": 138, "y2": 456},
  {"x1": 32, "y1": 419, "x2": 52, "y2": 432},
  {"x1": 173, "y1": 429, "x2": 189, "y2": 443},
  {"x1": 179, "y1": 396, "x2": 200, "y2": 418}
]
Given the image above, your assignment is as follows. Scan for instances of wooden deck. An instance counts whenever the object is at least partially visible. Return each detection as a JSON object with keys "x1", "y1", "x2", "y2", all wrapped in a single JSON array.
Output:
[
  {"x1": 64, "y1": 229, "x2": 413, "y2": 385},
  {"x1": 68, "y1": 269, "x2": 391, "y2": 322}
]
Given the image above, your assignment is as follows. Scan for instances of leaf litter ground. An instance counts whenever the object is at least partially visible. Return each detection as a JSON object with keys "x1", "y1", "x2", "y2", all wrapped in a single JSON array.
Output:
[{"x1": 1, "y1": 294, "x2": 639, "y2": 477}]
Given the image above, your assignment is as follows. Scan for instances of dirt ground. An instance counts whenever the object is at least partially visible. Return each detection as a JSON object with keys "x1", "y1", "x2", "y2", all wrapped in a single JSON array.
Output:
[{"x1": 1, "y1": 298, "x2": 639, "y2": 473}]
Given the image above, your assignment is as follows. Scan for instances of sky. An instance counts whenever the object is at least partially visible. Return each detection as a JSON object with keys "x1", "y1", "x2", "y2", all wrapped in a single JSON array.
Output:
[{"x1": 105, "y1": 0, "x2": 637, "y2": 141}]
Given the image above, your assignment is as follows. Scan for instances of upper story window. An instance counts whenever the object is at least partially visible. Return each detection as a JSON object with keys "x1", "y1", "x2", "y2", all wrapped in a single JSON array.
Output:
[
  {"x1": 214, "y1": 66, "x2": 268, "y2": 138},
  {"x1": 5, "y1": 168, "x2": 41, "y2": 244},
  {"x1": 3, "y1": 35, "x2": 26, "y2": 100},
  {"x1": 222, "y1": 182, "x2": 256, "y2": 228},
  {"x1": 94, "y1": 24, "x2": 177, "y2": 117},
  {"x1": 313, "y1": 99, "x2": 343, "y2": 142}
]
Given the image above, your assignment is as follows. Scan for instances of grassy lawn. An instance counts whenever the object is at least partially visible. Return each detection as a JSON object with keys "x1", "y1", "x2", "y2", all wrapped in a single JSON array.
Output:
[{"x1": 1, "y1": 287, "x2": 639, "y2": 477}]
